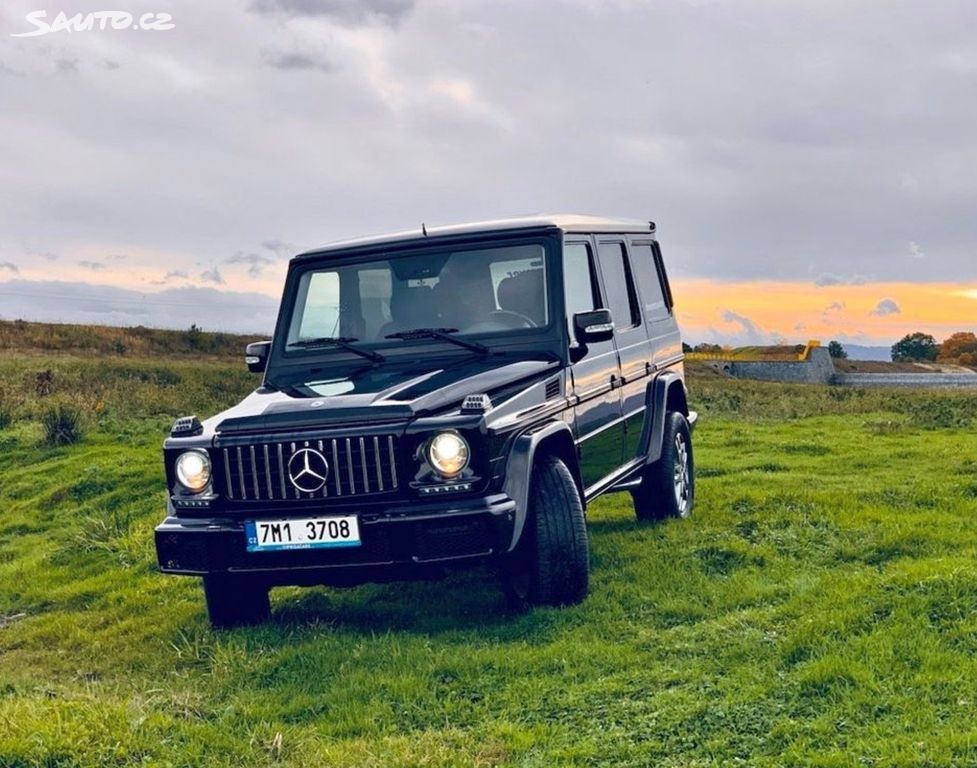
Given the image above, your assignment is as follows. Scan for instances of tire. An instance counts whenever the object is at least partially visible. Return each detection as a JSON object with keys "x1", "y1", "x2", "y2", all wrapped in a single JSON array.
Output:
[
  {"x1": 502, "y1": 456, "x2": 589, "y2": 609},
  {"x1": 202, "y1": 573, "x2": 271, "y2": 628},
  {"x1": 631, "y1": 411, "x2": 695, "y2": 521}
]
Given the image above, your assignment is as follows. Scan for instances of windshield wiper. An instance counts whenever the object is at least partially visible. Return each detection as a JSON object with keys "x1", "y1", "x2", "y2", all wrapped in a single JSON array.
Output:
[
  {"x1": 288, "y1": 336, "x2": 385, "y2": 363},
  {"x1": 384, "y1": 327, "x2": 489, "y2": 354}
]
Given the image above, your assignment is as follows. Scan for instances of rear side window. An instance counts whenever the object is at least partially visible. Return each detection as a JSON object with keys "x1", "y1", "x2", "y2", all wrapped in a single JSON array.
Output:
[
  {"x1": 564, "y1": 242, "x2": 600, "y2": 318},
  {"x1": 629, "y1": 243, "x2": 670, "y2": 322},
  {"x1": 596, "y1": 242, "x2": 640, "y2": 330}
]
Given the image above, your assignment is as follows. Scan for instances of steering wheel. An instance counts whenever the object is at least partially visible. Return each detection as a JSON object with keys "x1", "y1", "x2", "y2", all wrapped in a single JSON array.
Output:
[
  {"x1": 463, "y1": 310, "x2": 536, "y2": 334},
  {"x1": 487, "y1": 310, "x2": 536, "y2": 329}
]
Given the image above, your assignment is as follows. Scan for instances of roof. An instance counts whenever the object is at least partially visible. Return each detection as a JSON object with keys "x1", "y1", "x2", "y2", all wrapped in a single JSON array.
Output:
[{"x1": 295, "y1": 214, "x2": 656, "y2": 259}]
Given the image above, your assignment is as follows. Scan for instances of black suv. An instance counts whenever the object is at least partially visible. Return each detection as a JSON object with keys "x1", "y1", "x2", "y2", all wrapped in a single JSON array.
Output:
[{"x1": 155, "y1": 215, "x2": 697, "y2": 626}]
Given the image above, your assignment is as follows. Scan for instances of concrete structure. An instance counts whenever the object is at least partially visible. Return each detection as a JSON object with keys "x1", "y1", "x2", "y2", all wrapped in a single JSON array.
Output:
[
  {"x1": 711, "y1": 347, "x2": 835, "y2": 384},
  {"x1": 834, "y1": 372, "x2": 977, "y2": 388}
]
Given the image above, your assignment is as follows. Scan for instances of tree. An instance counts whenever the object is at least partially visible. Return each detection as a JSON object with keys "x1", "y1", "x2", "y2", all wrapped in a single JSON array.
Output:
[
  {"x1": 682, "y1": 342, "x2": 693, "y2": 353},
  {"x1": 891, "y1": 332, "x2": 938, "y2": 362},
  {"x1": 827, "y1": 340, "x2": 848, "y2": 359},
  {"x1": 938, "y1": 332, "x2": 977, "y2": 363}
]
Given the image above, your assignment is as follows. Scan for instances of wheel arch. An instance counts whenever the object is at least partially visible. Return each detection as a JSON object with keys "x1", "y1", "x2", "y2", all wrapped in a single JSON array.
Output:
[
  {"x1": 638, "y1": 371, "x2": 690, "y2": 466},
  {"x1": 502, "y1": 421, "x2": 581, "y2": 552}
]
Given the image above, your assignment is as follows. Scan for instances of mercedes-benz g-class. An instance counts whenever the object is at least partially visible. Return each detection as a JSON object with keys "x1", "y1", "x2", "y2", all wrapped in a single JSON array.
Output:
[{"x1": 155, "y1": 215, "x2": 697, "y2": 626}]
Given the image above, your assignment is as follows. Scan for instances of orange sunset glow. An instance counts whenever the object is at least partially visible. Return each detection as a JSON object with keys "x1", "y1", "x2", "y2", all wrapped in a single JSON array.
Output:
[{"x1": 671, "y1": 279, "x2": 977, "y2": 346}]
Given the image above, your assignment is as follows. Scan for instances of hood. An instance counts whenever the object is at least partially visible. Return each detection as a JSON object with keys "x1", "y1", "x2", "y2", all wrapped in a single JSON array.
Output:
[{"x1": 212, "y1": 356, "x2": 559, "y2": 436}]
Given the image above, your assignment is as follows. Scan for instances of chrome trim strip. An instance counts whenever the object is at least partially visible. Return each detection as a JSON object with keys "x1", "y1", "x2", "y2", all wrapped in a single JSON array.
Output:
[{"x1": 263, "y1": 444, "x2": 273, "y2": 499}]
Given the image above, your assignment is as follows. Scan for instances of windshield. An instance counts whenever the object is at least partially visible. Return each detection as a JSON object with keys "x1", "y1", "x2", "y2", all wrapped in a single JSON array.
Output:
[{"x1": 285, "y1": 241, "x2": 549, "y2": 348}]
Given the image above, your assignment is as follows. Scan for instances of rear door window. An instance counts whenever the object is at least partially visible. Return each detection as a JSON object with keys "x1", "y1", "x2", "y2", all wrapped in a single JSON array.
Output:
[
  {"x1": 596, "y1": 241, "x2": 640, "y2": 330},
  {"x1": 628, "y1": 242, "x2": 670, "y2": 322}
]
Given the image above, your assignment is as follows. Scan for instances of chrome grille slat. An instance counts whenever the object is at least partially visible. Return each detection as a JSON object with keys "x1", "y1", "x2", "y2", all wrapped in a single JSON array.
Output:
[
  {"x1": 223, "y1": 448, "x2": 234, "y2": 500},
  {"x1": 318, "y1": 440, "x2": 328, "y2": 498},
  {"x1": 345, "y1": 439, "x2": 355, "y2": 494},
  {"x1": 221, "y1": 433, "x2": 400, "y2": 503},
  {"x1": 359, "y1": 437, "x2": 369, "y2": 493},
  {"x1": 263, "y1": 445, "x2": 273, "y2": 499},
  {"x1": 374, "y1": 436, "x2": 383, "y2": 491},
  {"x1": 387, "y1": 435, "x2": 397, "y2": 488},
  {"x1": 332, "y1": 442, "x2": 341, "y2": 496},
  {"x1": 250, "y1": 446, "x2": 260, "y2": 499},
  {"x1": 236, "y1": 446, "x2": 246, "y2": 499}
]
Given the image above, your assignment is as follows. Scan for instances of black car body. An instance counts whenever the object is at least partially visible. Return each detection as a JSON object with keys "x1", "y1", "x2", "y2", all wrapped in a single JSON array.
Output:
[{"x1": 155, "y1": 215, "x2": 697, "y2": 626}]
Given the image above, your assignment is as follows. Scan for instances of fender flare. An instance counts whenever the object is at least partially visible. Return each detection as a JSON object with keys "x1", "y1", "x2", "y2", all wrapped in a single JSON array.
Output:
[
  {"x1": 502, "y1": 421, "x2": 578, "y2": 552},
  {"x1": 637, "y1": 371, "x2": 690, "y2": 466}
]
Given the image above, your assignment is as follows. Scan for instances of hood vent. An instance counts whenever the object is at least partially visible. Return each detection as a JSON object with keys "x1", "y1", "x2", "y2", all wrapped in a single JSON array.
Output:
[
  {"x1": 545, "y1": 378, "x2": 560, "y2": 400},
  {"x1": 461, "y1": 393, "x2": 492, "y2": 414}
]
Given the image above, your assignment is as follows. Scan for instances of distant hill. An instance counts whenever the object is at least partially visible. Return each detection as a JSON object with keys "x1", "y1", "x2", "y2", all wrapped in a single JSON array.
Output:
[
  {"x1": 839, "y1": 344, "x2": 891, "y2": 362},
  {"x1": 0, "y1": 319, "x2": 261, "y2": 358}
]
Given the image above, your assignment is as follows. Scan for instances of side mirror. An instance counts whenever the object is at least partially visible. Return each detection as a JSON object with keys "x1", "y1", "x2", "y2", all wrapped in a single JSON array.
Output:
[
  {"x1": 245, "y1": 341, "x2": 271, "y2": 373},
  {"x1": 573, "y1": 309, "x2": 615, "y2": 344}
]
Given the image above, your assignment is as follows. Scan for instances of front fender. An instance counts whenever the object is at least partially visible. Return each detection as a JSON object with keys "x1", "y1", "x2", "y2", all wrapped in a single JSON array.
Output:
[{"x1": 501, "y1": 421, "x2": 576, "y2": 552}]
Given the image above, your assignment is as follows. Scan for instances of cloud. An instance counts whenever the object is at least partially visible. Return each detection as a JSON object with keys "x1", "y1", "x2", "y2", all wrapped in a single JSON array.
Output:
[
  {"x1": 825, "y1": 301, "x2": 846, "y2": 312},
  {"x1": 225, "y1": 251, "x2": 276, "y2": 278},
  {"x1": 55, "y1": 58, "x2": 79, "y2": 75},
  {"x1": 262, "y1": 51, "x2": 335, "y2": 73},
  {"x1": 870, "y1": 298, "x2": 901, "y2": 317},
  {"x1": 721, "y1": 309, "x2": 763, "y2": 343},
  {"x1": 908, "y1": 241, "x2": 925, "y2": 259},
  {"x1": 815, "y1": 273, "x2": 869, "y2": 287},
  {"x1": 165, "y1": 270, "x2": 189, "y2": 280},
  {"x1": 0, "y1": 61, "x2": 24, "y2": 78},
  {"x1": 78, "y1": 260, "x2": 106, "y2": 272},
  {"x1": 261, "y1": 239, "x2": 296, "y2": 258},
  {"x1": 0, "y1": 280, "x2": 277, "y2": 332},
  {"x1": 248, "y1": 0, "x2": 414, "y2": 25},
  {"x1": 0, "y1": 262, "x2": 20, "y2": 274},
  {"x1": 200, "y1": 267, "x2": 225, "y2": 285},
  {"x1": 104, "y1": 60, "x2": 121, "y2": 71}
]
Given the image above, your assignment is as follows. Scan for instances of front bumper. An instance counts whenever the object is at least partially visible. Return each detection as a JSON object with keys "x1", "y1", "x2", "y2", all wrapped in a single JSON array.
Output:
[{"x1": 154, "y1": 493, "x2": 517, "y2": 586}]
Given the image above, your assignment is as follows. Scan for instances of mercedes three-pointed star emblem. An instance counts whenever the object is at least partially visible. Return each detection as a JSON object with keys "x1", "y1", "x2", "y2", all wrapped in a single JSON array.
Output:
[{"x1": 287, "y1": 447, "x2": 329, "y2": 493}]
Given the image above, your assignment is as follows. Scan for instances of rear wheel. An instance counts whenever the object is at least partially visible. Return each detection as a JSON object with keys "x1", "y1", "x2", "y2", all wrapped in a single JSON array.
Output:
[
  {"x1": 202, "y1": 573, "x2": 271, "y2": 628},
  {"x1": 631, "y1": 411, "x2": 695, "y2": 521},
  {"x1": 502, "y1": 456, "x2": 589, "y2": 609}
]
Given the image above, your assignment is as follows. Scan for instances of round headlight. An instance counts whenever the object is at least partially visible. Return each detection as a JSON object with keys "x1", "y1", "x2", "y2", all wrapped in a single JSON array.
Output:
[
  {"x1": 175, "y1": 450, "x2": 211, "y2": 493},
  {"x1": 427, "y1": 432, "x2": 469, "y2": 478}
]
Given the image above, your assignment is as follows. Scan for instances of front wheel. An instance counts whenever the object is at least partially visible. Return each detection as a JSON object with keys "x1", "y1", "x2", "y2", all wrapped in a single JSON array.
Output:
[
  {"x1": 502, "y1": 456, "x2": 589, "y2": 609},
  {"x1": 202, "y1": 573, "x2": 271, "y2": 628},
  {"x1": 631, "y1": 411, "x2": 695, "y2": 521}
]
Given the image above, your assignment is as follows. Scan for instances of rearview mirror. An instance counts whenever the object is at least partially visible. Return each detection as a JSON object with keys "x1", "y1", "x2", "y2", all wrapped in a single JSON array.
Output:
[
  {"x1": 245, "y1": 341, "x2": 271, "y2": 373},
  {"x1": 573, "y1": 309, "x2": 615, "y2": 344}
]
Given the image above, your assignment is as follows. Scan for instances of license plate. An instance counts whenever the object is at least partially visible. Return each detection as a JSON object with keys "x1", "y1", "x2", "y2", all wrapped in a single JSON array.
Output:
[{"x1": 245, "y1": 515, "x2": 361, "y2": 552}]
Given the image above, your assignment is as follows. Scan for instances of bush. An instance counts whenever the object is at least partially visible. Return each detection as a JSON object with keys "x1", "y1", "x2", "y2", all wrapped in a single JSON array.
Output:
[{"x1": 40, "y1": 400, "x2": 85, "y2": 446}]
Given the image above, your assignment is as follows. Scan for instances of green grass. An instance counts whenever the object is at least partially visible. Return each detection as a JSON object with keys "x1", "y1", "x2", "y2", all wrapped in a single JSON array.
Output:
[{"x1": 2, "y1": 356, "x2": 977, "y2": 766}]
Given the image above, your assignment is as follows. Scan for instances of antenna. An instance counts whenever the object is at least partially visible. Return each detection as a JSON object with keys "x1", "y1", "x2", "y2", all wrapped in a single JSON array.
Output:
[{"x1": 421, "y1": 222, "x2": 428, "y2": 236}]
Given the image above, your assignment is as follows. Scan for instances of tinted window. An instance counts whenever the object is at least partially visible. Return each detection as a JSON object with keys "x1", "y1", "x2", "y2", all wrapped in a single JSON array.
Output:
[
  {"x1": 629, "y1": 243, "x2": 669, "y2": 321},
  {"x1": 563, "y1": 243, "x2": 600, "y2": 318},
  {"x1": 597, "y1": 242, "x2": 639, "y2": 329},
  {"x1": 286, "y1": 242, "x2": 549, "y2": 347}
]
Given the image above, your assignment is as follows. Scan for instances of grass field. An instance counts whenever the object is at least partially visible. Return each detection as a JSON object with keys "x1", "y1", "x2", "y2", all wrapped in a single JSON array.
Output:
[{"x1": 2, "y1": 350, "x2": 977, "y2": 767}]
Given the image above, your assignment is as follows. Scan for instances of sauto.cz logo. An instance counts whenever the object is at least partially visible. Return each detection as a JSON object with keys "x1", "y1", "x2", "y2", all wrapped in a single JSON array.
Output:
[
  {"x1": 287, "y1": 448, "x2": 329, "y2": 494},
  {"x1": 11, "y1": 10, "x2": 175, "y2": 37}
]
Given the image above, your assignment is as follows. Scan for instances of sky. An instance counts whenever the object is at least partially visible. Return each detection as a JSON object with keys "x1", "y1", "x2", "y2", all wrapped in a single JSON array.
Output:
[{"x1": 1, "y1": 0, "x2": 976, "y2": 347}]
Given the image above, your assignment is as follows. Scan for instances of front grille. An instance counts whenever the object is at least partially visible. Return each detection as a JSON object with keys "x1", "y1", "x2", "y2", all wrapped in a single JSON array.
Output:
[{"x1": 221, "y1": 435, "x2": 399, "y2": 502}]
